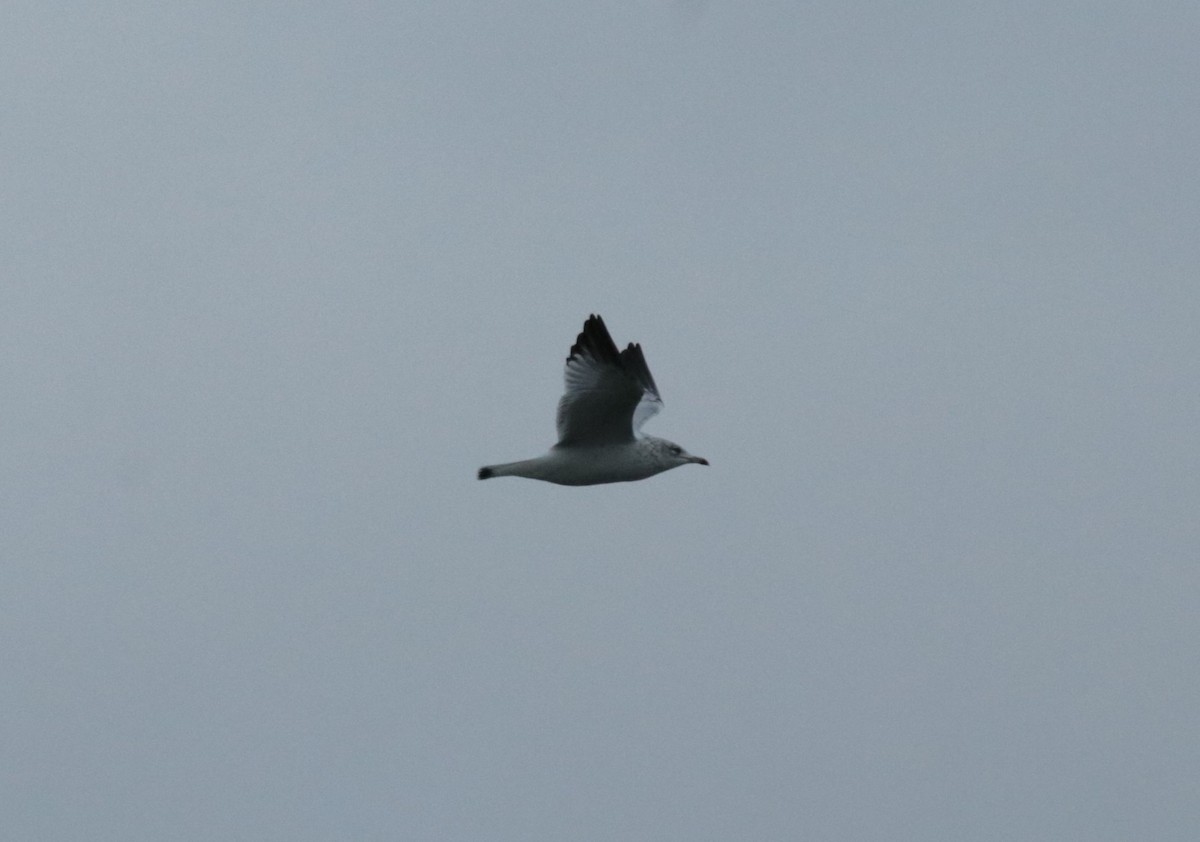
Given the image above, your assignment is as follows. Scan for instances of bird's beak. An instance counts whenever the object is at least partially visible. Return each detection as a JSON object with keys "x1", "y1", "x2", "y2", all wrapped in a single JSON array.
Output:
[{"x1": 690, "y1": 456, "x2": 709, "y2": 466}]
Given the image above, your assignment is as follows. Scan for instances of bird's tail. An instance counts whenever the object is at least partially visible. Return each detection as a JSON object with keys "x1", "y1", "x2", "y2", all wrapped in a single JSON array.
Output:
[{"x1": 476, "y1": 458, "x2": 545, "y2": 481}]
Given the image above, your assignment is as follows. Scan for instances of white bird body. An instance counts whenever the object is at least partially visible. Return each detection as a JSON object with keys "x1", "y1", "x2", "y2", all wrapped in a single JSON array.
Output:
[
  {"x1": 481, "y1": 436, "x2": 694, "y2": 486},
  {"x1": 478, "y1": 315, "x2": 708, "y2": 486}
]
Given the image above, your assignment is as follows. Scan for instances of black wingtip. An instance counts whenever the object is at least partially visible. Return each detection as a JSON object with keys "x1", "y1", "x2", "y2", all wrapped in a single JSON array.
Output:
[
  {"x1": 478, "y1": 467, "x2": 494, "y2": 480},
  {"x1": 567, "y1": 314, "x2": 620, "y2": 366}
]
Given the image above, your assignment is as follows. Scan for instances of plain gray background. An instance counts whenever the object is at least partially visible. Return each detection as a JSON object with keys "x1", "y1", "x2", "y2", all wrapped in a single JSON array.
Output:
[{"x1": 4, "y1": 2, "x2": 1198, "y2": 839}]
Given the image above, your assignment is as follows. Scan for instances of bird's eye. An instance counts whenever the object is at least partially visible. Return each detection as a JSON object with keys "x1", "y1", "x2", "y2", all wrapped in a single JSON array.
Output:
[{"x1": 669, "y1": 445, "x2": 682, "y2": 455}]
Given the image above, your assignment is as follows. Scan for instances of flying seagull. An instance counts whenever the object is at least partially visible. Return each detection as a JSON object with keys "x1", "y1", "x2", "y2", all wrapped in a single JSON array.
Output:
[{"x1": 478, "y1": 315, "x2": 708, "y2": 485}]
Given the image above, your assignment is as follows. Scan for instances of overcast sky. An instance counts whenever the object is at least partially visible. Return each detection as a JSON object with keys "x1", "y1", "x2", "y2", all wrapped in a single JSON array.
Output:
[{"x1": 4, "y1": 2, "x2": 1198, "y2": 839}]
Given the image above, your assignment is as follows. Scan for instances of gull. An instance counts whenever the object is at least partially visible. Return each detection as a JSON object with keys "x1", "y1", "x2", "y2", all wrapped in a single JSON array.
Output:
[{"x1": 478, "y1": 315, "x2": 709, "y2": 485}]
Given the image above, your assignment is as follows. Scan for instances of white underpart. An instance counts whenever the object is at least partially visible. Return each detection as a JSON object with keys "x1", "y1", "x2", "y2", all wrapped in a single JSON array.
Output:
[{"x1": 484, "y1": 436, "x2": 696, "y2": 486}]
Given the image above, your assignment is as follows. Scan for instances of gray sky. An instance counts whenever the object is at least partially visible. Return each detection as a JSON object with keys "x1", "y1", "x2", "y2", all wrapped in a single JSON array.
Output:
[{"x1": 4, "y1": 2, "x2": 1198, "y2": 839}]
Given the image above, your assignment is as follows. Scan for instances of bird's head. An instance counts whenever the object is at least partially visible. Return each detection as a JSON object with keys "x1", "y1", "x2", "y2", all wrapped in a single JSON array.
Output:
[{"x1": 648, "y1": 436, "x2": 709, "y2": 470}]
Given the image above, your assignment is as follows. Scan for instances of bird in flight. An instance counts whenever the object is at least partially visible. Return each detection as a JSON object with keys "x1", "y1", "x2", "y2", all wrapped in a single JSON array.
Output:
[{"x1": 478, "y1": 315, "x2": 708, "y2": 485}]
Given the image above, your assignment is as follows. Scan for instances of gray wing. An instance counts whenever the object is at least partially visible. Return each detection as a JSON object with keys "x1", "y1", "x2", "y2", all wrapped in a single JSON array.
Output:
[{"x1": 556, "y1": 315, "x2": 664, "y2": 446}]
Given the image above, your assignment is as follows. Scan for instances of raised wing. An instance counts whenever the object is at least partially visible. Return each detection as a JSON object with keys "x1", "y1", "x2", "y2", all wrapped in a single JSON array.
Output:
[{"x1": 556, "y1": 315, "x2": 663, "y2": 446}]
